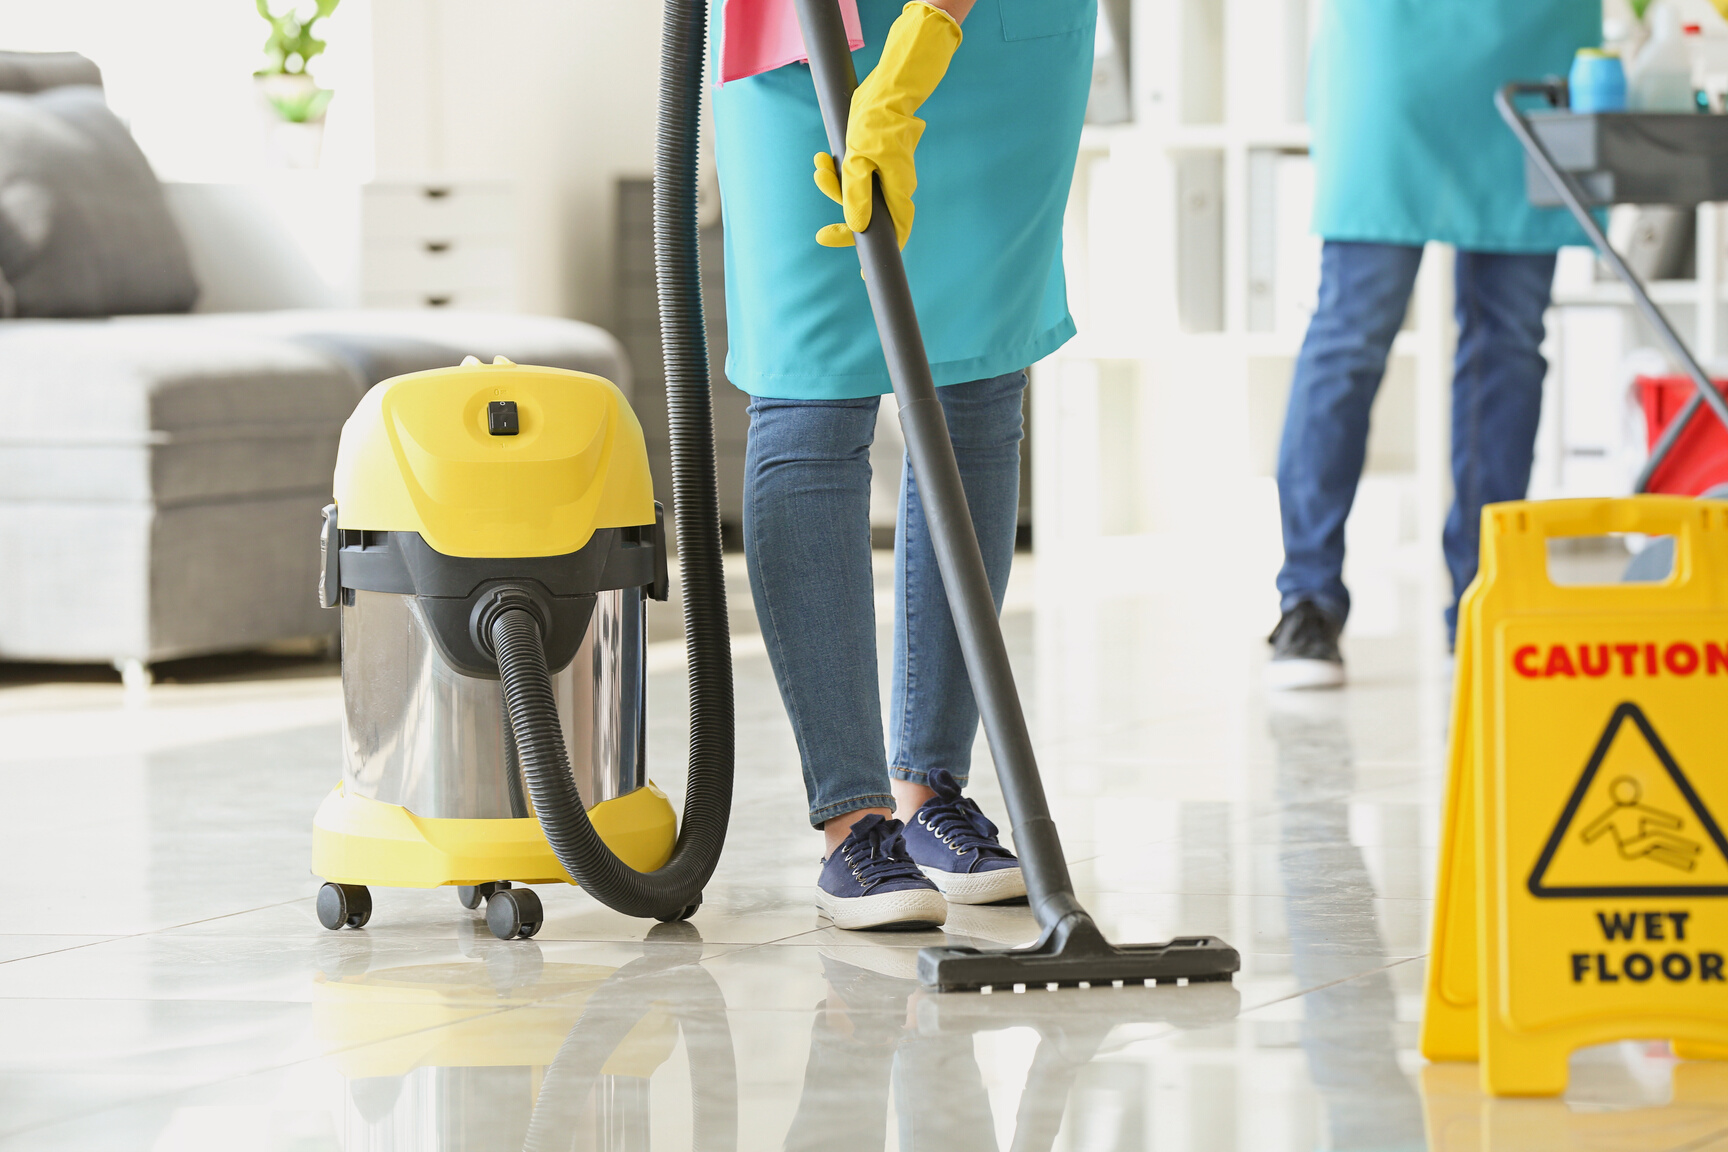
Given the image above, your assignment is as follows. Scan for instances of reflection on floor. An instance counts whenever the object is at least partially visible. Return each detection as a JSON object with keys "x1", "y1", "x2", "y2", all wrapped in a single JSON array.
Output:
[{"x1": 0, "y1": 553, "x2": 1720, "y2": 1150}]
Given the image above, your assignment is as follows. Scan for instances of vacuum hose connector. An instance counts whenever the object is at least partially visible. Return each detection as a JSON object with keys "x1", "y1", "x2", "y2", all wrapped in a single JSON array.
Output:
[{"x1": 493, "y1": 607, "x2": 715, "y2": 920}]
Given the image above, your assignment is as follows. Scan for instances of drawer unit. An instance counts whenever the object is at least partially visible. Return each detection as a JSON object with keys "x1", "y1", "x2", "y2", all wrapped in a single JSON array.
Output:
[
  {"x1": 360, "y1": 180, "x2": 517, "y2": 312},
  {"x1": 361, "y1": 182, "x2": 514, "y2": 241},
  {"x1": 358, "y1": 288, "x2": 516, "y2": 312},
  {"x1": 361, "y1": 239, "x2": 514, "y2": 293}
]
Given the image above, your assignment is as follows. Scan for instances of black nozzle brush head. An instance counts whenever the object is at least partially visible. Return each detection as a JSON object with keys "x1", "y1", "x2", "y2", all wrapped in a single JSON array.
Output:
[{"x1": 917, "y1": 912, "x2": 1241, "y2": 994}]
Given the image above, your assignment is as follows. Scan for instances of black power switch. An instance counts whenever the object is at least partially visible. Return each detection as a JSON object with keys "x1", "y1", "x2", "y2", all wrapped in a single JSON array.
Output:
[{"x1": 487, "y1": 400, "x2": 519, "y2": 436}]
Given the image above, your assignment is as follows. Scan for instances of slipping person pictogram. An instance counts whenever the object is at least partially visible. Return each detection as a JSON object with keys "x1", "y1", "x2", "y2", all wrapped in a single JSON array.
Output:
[
  {"x1": 1580, "y1": 776, "x2": 1702, "y2": 872},
  {"x1": 1528, "y1": 702, "x2": 1728, "y2": 898}
]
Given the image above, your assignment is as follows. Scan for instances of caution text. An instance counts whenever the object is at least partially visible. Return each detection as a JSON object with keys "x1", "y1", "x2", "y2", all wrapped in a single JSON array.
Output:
[{"x1": 1512, "y1": 642, "x2": 1728, "y2": 679}]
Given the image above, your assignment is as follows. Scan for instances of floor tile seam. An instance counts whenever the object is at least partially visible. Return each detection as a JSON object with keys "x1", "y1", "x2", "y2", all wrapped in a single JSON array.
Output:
[
  {"x1": 1033, "y1": 790, "x2": 1425, "y2": 821},
  {"x1": 0, "y1": 937, "x2": 119, "y2": 967},
  {"x1": 147, "y1": 938, "x2": 790, "y2": 949},
  {"x1": 0, "y1": 938, "x2": 139, "y2": 969},
  {"x1": 0, "y1": 998, "x2": 548, "y2": 1141},
  {"x1": 711, "y1": 924, "x2": 880, "y2": 953},
  {"x1": 0, "y1": 994, "x2": 379, "y2": 1012},
  {"x1": 698, "y1": 925, "x2": 1029, "y2": 953},
  {"x1": 1068, "y1": 892, "x2": 1434, "y2": 905},
  {"x1": 1036, "y1": 715, "x2": 1225, "y2": 742},
  {"x1": 1232, "y1": 954, "x2": 1424, "y2": 1017},
  {"x1": 1660, "y1": 1124, "x2": 1728, "y2": 1152},
  {"x1": 1, "y1": 952, "x2": 753, "y2": 1015},
  {"x1": 1233, "y1": 787, "x2": 1429, "y2": 808},
  {"x1": 0, "y1": 896, "x2": 318, "y2": 969}
]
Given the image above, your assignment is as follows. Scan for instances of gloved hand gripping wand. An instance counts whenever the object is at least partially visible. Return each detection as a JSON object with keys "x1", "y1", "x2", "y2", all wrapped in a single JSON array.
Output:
[{"x1": 792, "y1": 0, "x2": 1239, "y2": 991}]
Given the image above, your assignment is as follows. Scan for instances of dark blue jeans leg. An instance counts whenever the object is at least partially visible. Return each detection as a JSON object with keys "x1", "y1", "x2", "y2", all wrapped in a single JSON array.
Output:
[
  {"x1": 1275, "y1": 241, "x2": 1425, "y2": 623},
  {"x1": 889, "y1": 371, "x2": 1026, "y2": 788},
  {"x1": 744, "y1": 392, "x2": 896, "y2": 828},
  {"x1": 1444, "y1": 248, "x2": 1554, "y2": 636}
]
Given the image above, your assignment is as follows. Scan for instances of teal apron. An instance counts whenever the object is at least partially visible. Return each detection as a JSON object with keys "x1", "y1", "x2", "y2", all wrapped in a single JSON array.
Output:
[
  {"x1": 713, "y1": 0, "x2": 1095, "y2": 399},
  {"x1": 1310, "y1": 0, "x2": 1600, "y2": 252}
]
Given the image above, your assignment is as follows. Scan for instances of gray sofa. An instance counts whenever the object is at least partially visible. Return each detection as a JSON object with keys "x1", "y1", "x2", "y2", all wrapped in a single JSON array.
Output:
[{"x1": 0, "y1": 54, "x2": 628, "y2": 683}]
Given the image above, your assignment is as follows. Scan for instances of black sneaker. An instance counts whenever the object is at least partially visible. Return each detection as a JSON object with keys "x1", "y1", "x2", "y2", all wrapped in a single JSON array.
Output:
[{"x1": 1265, "y1": 600, "x2": 1345, "y2": 690}]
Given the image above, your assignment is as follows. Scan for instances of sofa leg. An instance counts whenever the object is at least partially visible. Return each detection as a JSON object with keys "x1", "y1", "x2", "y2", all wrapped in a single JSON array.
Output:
[{"x1": 114, "y1": 658, "x2": 152, "y2": 692}]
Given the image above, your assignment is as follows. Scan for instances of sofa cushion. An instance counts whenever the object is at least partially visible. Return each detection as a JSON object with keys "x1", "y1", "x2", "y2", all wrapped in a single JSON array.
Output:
[
  {"x1": 0, "y1": 85, "x2": 198, "y2": 318},
  {"x1": 0, "y1": 493, "x2": 334, "y2": 662},
  {"x1": 0, "y1": 316, "x2": 364, "y2": 505}
]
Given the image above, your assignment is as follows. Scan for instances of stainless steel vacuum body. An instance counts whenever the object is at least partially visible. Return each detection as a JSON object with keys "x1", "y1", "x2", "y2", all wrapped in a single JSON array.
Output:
[{"x1": 340, "y1": 585, "x2": 648, "y2": 820}]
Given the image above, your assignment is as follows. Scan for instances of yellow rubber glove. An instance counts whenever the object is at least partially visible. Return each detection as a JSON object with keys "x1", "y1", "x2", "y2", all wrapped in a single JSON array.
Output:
[{"x1": 813, "y1": 2, "x2": 962, "y2": 250}]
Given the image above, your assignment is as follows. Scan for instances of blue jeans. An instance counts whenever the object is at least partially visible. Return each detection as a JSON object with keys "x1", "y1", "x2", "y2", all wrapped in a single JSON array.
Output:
[
  {"x1": 1275, "y1": 241, "x2": 1555, "y2": 634},
  {"x1": 744, "y1": 373, "x2": 1025, "y2": 827}
]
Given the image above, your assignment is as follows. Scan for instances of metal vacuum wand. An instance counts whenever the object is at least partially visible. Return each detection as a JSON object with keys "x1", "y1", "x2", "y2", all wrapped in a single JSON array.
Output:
[{"x1": 791, "y1": 0, "x2": 1239, "y2": 991}]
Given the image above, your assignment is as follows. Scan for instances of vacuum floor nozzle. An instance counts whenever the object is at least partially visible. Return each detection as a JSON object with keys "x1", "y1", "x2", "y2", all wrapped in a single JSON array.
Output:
[{"x1": 917, "y1": 912, "x2": 1240, "y2": 993}]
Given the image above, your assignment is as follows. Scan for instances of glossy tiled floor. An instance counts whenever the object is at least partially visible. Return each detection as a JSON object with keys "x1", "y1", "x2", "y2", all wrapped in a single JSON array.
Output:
[{"x1": 0, "y1": 552, "x2": 1721, "y2": 1151}]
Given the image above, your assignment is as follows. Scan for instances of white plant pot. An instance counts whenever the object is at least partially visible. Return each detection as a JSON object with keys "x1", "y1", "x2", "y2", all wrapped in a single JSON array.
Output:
[
  {"x1": 255, "y1": 73, "x2": 329, "y2": 169},
  {"x1": 267, "y1": 120, "x2": 326, "y2": 169}
]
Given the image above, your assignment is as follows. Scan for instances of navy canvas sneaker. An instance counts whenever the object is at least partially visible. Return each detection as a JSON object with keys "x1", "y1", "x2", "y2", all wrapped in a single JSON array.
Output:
[
  {"x1": 902, "y1": 769, "x2": 1026, "y2": 905},
  {"x1": 817, "y1": 813, "x2": 948, "y2": 931}
]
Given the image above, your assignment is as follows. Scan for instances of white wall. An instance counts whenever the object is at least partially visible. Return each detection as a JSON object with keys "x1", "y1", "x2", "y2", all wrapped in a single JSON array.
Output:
[
  {"x1": 0, "y1": 0, "x2": 666, "y2": 326},
  {"x1": 0, "y1": 0, "x2": 373, "y2": 179}
]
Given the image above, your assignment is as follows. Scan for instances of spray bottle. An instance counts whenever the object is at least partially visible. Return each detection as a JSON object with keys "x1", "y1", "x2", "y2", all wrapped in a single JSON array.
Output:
[{"x1": 1631, "y1": 1, "x2": 1698, "y2": 110}]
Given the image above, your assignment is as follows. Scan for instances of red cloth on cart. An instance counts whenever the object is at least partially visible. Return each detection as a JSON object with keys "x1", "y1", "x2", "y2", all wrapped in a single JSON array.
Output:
[{"x1": 1637, "y1": 375, "x2": 1728, "y2": 495}]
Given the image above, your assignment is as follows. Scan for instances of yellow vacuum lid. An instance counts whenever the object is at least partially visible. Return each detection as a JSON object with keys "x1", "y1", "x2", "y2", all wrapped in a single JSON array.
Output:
[{"x1": 332, "y1": 357, "x2": 655, "y2": 558}]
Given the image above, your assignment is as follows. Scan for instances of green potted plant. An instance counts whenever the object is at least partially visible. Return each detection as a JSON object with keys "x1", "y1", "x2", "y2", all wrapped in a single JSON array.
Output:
[{"x1": 255, "y1": 0, "x2": 340, "y2": 167}]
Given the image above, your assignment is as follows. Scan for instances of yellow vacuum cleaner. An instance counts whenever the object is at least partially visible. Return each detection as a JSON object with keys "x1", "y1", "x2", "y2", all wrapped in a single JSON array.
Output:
[{"x1": 311, "y1": 353, "x2": 728, "y2": 939}]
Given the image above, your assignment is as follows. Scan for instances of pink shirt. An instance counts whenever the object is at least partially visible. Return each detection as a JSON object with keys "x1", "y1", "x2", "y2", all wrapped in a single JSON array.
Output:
[{"x1": 720, "y1": 0, "x2": 864, "y2": 84}]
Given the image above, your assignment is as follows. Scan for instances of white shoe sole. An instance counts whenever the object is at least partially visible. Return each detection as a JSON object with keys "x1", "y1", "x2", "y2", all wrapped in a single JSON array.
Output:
[
  {"x1": 816, "y1": 886, "x2": 948, "y2": 931},
  {"x1": 920, "y1": 865, "x2": 1026, "y2": 905},
  {"x1": 1263, "y1": 657, "x2": 1345, "y2": 691}
]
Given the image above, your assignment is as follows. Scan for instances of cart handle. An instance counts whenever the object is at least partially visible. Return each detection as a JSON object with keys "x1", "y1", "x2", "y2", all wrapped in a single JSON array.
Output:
[{"x1": 1496, "y1": 82, "x2": 1728, "y2": 491}]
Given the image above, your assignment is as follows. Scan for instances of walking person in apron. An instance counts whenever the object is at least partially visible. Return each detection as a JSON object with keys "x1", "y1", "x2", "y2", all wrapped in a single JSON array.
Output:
[
  {"x1": 1266, "y1": 0, "x2": 1598, "y2": 690},
  {"x1": 713, "y1": 0, "x2": 1093, "y2": 928}
]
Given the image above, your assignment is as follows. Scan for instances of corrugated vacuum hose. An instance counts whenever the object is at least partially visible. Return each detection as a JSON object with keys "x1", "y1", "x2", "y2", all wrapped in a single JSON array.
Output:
[{"x1": 486, "y1": 0, "x2": 731, "y2": 924}]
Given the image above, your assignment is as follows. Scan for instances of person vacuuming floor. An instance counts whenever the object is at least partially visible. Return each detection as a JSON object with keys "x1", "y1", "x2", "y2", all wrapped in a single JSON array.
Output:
[{"x1": 712, "y1": 0, "x2": 1091, "y2": 930}]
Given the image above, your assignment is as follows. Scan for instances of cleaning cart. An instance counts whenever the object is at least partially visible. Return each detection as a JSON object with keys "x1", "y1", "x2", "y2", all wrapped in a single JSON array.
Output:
[{"x1": 1498, "y1": 81, "x2": 1728, "y2": 493}]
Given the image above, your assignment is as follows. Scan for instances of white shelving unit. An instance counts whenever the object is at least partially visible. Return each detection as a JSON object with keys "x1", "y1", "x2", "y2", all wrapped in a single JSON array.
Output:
[{"x1": 1532, "y1": 206, "x2": 1728, "y2": 501}]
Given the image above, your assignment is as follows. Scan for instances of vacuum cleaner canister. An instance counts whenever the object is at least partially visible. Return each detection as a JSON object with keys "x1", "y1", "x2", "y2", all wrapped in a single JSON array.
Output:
[{"x1": 311, "y1": 356, "x2": 676, "y2": 940}]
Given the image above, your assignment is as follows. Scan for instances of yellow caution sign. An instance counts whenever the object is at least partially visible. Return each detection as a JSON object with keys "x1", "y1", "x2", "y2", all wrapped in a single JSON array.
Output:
[{"x1": 1422, "y1": 497, "x2": 1728, "y2": 1096}]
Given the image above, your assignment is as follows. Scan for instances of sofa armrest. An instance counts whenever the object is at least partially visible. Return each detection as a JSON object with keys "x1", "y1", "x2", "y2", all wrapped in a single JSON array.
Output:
[{"x1": 161, "y1": 180, "x2": 361, "y2": 313}]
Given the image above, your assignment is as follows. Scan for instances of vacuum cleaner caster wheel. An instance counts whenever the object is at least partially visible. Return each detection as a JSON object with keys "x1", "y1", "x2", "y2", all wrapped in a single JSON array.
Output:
[
  {"x1": 456, "y1": 881, "x2": 512, "y2": 911},
  {"x1": 655, "y1": 898, "x2": 701, "y2": 923},
  {"x1": 317, "y1": 882, "x2": 372, "y2": 931},
  {"x1": 486, "y1": 887, "x2": 543, "y2": 940}
]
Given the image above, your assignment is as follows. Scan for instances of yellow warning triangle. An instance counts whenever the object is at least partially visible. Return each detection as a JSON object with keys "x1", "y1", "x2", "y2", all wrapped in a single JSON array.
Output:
[{"x1": 1529, "y1": 703, "x2": 1728, "y2": 897}]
